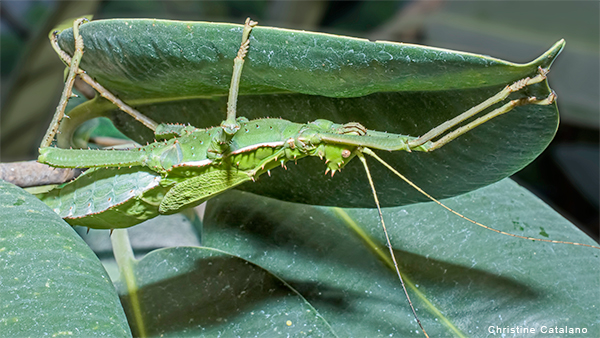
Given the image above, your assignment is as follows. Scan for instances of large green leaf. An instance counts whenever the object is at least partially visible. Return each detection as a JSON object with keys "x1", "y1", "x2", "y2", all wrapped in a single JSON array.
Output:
[
  {"x1": 0, "y1": 180, "x2": 131, "y2": 337},
  {"x1": 203, "y1": 179, "x2": 599, "y2": 337},
  {"x1": 5, "y1": 14, "x2": 595, "y2": 338},
  {"x1": 113, "y1": 244, "x2": 336, "y2": 337},
  {"x1": 53, "y1": 19, "x2": 563, "y2": 207},
  {"x1": 55, "y1": 19, "x2": 560, "y2": 98}
]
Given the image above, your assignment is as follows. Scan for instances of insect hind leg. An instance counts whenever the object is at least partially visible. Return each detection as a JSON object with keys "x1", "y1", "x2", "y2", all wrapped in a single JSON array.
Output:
[
  {"x1": 41, "y1": 18, "x2": 88, "y2": 148},
  {"x1": 48, "y1": 18, "x2": 158, "y2": 137}
]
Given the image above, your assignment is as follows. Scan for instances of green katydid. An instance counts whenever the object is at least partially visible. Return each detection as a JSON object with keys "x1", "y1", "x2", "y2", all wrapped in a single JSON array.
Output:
[{"x1": 36, "y1": 18, "x2": 599, "y2": 337}]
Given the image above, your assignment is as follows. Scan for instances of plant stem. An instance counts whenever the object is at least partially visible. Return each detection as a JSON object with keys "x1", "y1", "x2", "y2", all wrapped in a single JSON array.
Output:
[{"x1": 111, "y1": 229, "x2": 147, "y2": 338}]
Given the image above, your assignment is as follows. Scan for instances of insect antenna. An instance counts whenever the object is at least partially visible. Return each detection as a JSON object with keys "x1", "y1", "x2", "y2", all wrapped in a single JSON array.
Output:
[
  {"x1": 355, "y1": 151, "x2": 430, "y2": 338},
  {"x1": 361, "y1": 147, "x2": 600, "y2": 250}
]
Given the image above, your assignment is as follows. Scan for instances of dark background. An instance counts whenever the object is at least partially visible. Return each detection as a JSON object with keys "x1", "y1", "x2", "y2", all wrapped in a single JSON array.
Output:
[{"x1": 1, "y1": 0, "x2": 598, "y2": 240}]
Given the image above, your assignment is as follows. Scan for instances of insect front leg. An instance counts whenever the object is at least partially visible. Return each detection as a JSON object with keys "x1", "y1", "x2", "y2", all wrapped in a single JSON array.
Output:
[
  {"x1": 424, "y1": 91, "x2": 556, "y2": 151},
  {"x1": 407, "y1": 67, "x2": 554, "y2": 151}
]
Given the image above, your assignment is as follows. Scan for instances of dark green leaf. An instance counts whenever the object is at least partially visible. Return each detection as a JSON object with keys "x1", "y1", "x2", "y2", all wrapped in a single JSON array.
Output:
[
  {"x1": 0, "y1": 180, "x2": 131, "y2": 337},
  {"x1": 203, "y1": 179, "x2": 599, "y2": 337},
  {"x1": 56, "y1": 19, "x2": 561, "y2": 98},
  {"x1": 54, "y1": 19, "x2": 563, "y2": 207},
  {"x1": 114, "y1": 246, "x2": 336, "y2": 337}
]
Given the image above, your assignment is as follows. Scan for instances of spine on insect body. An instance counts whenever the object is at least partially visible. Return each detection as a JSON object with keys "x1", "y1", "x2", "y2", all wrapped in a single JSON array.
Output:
[{"x1": 38, "y1": 147, "x2": 147, "y2": 169}]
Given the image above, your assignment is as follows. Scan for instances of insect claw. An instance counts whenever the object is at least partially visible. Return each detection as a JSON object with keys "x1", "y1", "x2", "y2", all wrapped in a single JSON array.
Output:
[
  {"x1": 331, "y1": 170, "x2": 336, "y2": 177},
  {"x1": 109, "y1": 229, "x2": 114, "y2": 236},
  {"x1": 324, "y1": 168, "x2": 330, "y2": 175},
  {"x1": 261, "y1": 164, "x2": 265, "y2": 170},
  {"x1": 267, "y1": 169, "x2": 271, "y2": 177},
  {"x1": 251, "y1": 176, "x2": 255, "y2": 182},
  {"x1": 86, "y1": 227, "x2": 90, "y2": 234},
  {"x1": 325, "y1": 159, "x2": 329, "y2": 164}
]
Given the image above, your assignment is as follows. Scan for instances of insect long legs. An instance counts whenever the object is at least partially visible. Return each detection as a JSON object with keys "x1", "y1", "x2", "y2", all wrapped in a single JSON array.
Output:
[
  {"x1": 47, "y1": 18, "x2": 158, "y2": 147},
  {"x1": 42, "y1": 18, "x2": 590, "y2": 338},
  {"x1": 222, "y1": 18, "x2": 258, "y2": 135},
  {"x1": 357, "y1": 152, "x2": 430, "y2": 338},
  {"x1": 47, "y1": 17, "x2": 258, "y2": 147},
  {"x1": 41, "y1": 18, "x2": 86, "y2": 148},
  {"x1": 360, "y1": 147, "x2": 600, "y2": 250},
  {"x1": 407, "y1": 68, "x2": 553, "y2": 151}
]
